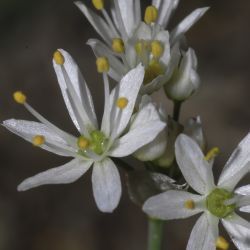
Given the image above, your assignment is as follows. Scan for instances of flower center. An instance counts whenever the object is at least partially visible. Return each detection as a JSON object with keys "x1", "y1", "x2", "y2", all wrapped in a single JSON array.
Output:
[
  {"x1": 144, "y1": 60, "x2": 165, "y2": 84},
  {"x1": 78, "y1": 130, "x2": 108, "y2": 156},
  {"x1": 206, "y1": 188, "x2": 235, "y2": 218}
]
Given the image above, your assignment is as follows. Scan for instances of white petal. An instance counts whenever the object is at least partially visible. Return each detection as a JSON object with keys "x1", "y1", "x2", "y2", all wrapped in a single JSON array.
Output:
[
  {"x1": 143, "y1": 190, "x2": 204, "y2": 220},
  {"x1": 134, "y1": 130, "x2": 167, "y2": 161},
  {"x1": 134, "y1": 22, "x2": 152, "y2": 40},
  {"x1": 92, "y1": 158, "x2": 121, "y2": 213},
  {"x1": 3, "y1": 119, "x2": 77, "y2": 157},
  {"x1": 171, "y1": 7, "x2": 210, "y2": 44},
  {"x1": 187, "y1": 213, "x2": 217, "y2": 250},
  {"x1": 109, "y1": 64, "x2": 145, "y2": 139},
  {"x1": 18, "y1": 158, "x2": 93, "y2": 191},
  {"x1": 222, "y1": 214, "x2": 250, "y2": 250},
  {"x1": 175, "y1": 134, "x2": 215, "y2": 194},
  {"x1": 235, "y1": 185, "x2": 250, "y2": 212},
  {"x1": 109, "y1": 103, "x2": 166, "y2": 157},
  {"x1": 53, "y1": 49, "x2": 98, "y2": 132},
  {"x1": 218, "y1": 132, "x2": 250, "y2": 190},
  {"x1": 87, "y1": 39, "x2": 126, "y2": 81},
  {"x1": 74, "y1": 1, "x2": 115, "y2": 43},
  {"x1": 113, "y1": 0, "x2": 140, "y2": 37},
  {"x1": 153, "y1": 0, "x2": 180, "y2": 27}
]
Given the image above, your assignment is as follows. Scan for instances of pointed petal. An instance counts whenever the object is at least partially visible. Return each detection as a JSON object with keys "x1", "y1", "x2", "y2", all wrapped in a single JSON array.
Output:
[
  {"x1": 153, "y1": 0, "x2": 180, "y2": 27},
  {"x1": 109, "y1": 103, "x2": 166, "y2": 157},
  {"x1": 175, "y1": 134, "x2": 215, "y2": 194},
  {"x1": 87, "y1": 39, "x2": 126, "y2": 81},
  {"x1": 18, "y1": 158, "x2": 93, "y2": 191},
  {"x1": 113, "y1": 0, "x2": 140, "y2": 37},
  {"x1": 187, "y1": 213, "x2": 218, "y2": 250},
  {"x1": 3, "y1": 119, "x2": 77, "y2": 157},
  {"x1": 222, "y1": 214, "x2": 250, "y2": 249},
  {"x1": 143, "y1": 190, "x2": 204, "y2": 220},
  {"x1": 218, "y1": 132, "x2": 250, "y2": 190},
  {"x1": 109, "y1": 64, "x2": 145, "y2": 139},
  {"x1": 53, "y1": 49, "x2": 98, "y2": 132},
  {"x1": 92, "y1": 158, "x2": 121, "y2": 213},
  {"x1": 171, "y1": 7, "x2": 209, "y2": 44},
  {"x1": 74, "y1": 1, "x2": 115, "y2": 43}
]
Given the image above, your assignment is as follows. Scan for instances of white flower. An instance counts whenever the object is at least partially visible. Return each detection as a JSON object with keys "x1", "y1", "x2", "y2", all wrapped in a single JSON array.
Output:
[
  {"x1": 75, "y1": 0, "x2": 209, "y2": 94},
  {"x1": 3, "y1": 49, "x2": 166, "y2": 213},
  {"x1": 164, "y1": 48, "x2": 200, "y2": 101},
  {"x1": 143, "y1": 133, "x2": 250, "y2": 249}
]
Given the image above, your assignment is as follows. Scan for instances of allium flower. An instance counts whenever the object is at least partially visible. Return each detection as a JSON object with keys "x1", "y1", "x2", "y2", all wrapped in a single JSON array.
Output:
[
  {"x1": 143, "y1": 133, "x2": 250, "y2": 249},
  {"x1": 3, "y1": 49, "x2": 166, "y2": 213},
  {"x1": 75, "y1": 0, "x2": 208, "y2": 94}
]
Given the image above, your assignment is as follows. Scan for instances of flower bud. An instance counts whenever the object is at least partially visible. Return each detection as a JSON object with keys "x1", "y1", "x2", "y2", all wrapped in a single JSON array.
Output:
[{"x1": 164, "y1": 48, "x2": 200, "y2": 102}]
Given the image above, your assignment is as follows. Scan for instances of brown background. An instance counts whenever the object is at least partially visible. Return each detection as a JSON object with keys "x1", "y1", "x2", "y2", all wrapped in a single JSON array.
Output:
[{"x1": 0, "y1": 0, "x2": 250, "y2": 249}]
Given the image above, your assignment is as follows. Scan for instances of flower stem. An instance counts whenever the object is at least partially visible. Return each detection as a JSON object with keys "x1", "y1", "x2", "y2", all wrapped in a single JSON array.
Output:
[
  {"x1": 147, "y1": 217, "x2": 164, "y2": 250},
  {"x1": 173, "y1": 101, "x2": 182, "y2": 122}
]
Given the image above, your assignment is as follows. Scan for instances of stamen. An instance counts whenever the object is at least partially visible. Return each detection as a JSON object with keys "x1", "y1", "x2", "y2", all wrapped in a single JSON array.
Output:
[
  {"x1": 184, "y1": 199, "x2": 195, "y2": 210},
  {"x1": 112, "y1": 38, "x2": 125, "y2": 53},
  {"x1": 216, "y1": 236, "x2": 229, "y2": 250},
  {"x1": 92, "y1": 0, "x2": 104, "y2": 10},
  {"x1": 32, "y1": 135, "x2": 45, "y2": 146},
  {"x1": 205, "y1": 147, "x2": 220, "y2": 161},
  {"x1": 116, "y1": 97, "x2": 128, "y2": 109},
  {"x1": 13, "y1": 91, "x2": 26, "y2": 104},
  {"x1": 151, "y1": 40, "x2": 164, "y2": 59},
  {"x1": 96, "y1": 57, "x2": 110, "y2": 73},
  {"x1": 53, "y1": 50, "x2": 65, "y2": 65},
  {"x1": 144, "y1": 5, "x2": 158, "y2": 24},
  {"x1": 77, "y1": 136, "x2": 89, "y2": 150}
]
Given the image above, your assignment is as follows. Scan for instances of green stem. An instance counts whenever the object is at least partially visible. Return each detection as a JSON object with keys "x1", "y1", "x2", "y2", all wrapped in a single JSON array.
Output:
[
  {"x1": 173, "y1": 101, "x2": 182, "y2": 122},
  {"x1": 147, "y1": 217, "x2": 164, "y2": 250}
]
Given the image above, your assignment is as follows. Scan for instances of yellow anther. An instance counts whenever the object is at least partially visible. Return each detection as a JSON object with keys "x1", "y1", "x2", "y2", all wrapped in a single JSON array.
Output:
[
  {"x1": 116, "y1": 97, "x2": 128, "y2": 109},
  {"x1": 53, "y1": 50, "x2": 65, "y2": 65},
  {"x1": 92, "y1": 0, "x2": 104, "y2": 10},
  {"x1": 112, "y1": 38, "x2": 125, "y2": 53},
  {"x1": 13, "y1": 91, "x2": 26, "y2": 104},
  {"x1": 96, "y1": 57, "x2": 110, "y2": 73},
  {"x1": 151, "y1": 40, "x2": 164, "y2": 58},
  {"x1": 135, "y1": 41, "x2": 144, "y2": 56},
  {"x1": 216, "y1": 236, "x2": 229, "y2": 250},
  {"x1": 184, "y1": 199, "x2": 195, "y2": 210},
  {"x1": 144, "y1": 5, "x2": 158, "y2": 24},
  {"x1": 77, "y1": 136, "x2": 90, "y2": 150},
  {"x1": 32, "y1": 135, "x2": 45, "y2": 146},
  {"x1": 205, "y1": 147, "x2": 220, "y2": 161}
]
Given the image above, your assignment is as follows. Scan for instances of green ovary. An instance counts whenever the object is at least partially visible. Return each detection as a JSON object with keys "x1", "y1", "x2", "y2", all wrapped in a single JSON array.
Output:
[
  {"x1": 89, "y1": 130, "x2": 107, "y2": 155},
  {"x1": 206, "y1": 188, "x2": 236, "y2": 218}
]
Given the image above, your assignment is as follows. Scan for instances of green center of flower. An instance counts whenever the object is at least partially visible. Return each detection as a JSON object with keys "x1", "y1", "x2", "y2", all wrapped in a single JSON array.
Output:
[
  {"x1": 144, "y1": 60, "x2": 165, "y2": 85},
  {"x1": 206, "y1": 188, "x2": 235, "y2": 218},
  {"x1": 78, "y1": 130, "x2": 108, "y2": 156}
]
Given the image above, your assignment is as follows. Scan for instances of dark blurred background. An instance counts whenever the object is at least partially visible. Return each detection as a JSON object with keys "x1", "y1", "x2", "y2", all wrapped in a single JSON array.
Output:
[{"x1": 0, "y1": 0, "x2": 250, "y2": 249}]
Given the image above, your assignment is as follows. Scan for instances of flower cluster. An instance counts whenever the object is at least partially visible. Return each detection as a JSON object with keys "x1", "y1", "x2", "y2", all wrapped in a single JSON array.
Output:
[{"x1": 3, "y1": 1, "x2": 249, "y2": 250}]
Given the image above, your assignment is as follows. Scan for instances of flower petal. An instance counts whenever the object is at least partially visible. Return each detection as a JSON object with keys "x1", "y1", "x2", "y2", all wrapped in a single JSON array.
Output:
[
  {"x1": 3, "y1": 119, "x2": 77, "y2": 157},
  {"x1": 235, "y1": 185, "x2": 250, "y2": 212},
  {"x1": 53, "y1": 49, "x2": 98, "y2": 132},
  {"x1": 113, "y1": 0, "x2": 140, "y2": 37},
  {"x1": 143, "y1": 190, "x2": 204, "y2": 220},
  {"x1": 109, "y1": 64, "x2": 145, "y2": 139},
  {"x1": 171, "y1": 7, "x2": 209, "y2": 44},
  {"x1": 92, "y1": 158, "x2": 121, "y2": 213},
  {"x1": 222, "y1": 214, "x2": 250, "y2": 250},
  {"x1": 153, "y1": 0, "x2": 180, "y2": 28},
  {"x1": 218, "y1": 132, "x2": 250, "y2": 190},
  {"x1": 109, "y1": 103, "x2": 166, "y2": 157},
  {"x1": 18, "y1": 158, "x2": 93, "y2": 191},
  {"x1": 175, "y1": 134, "x2": 215, "y2": 194},
  {"x1": 187, "y1": 213, "x2": 218, "y2": 250},
  {"x1": 74, "y1": 1, "x2": 115, "y2": 43}
]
